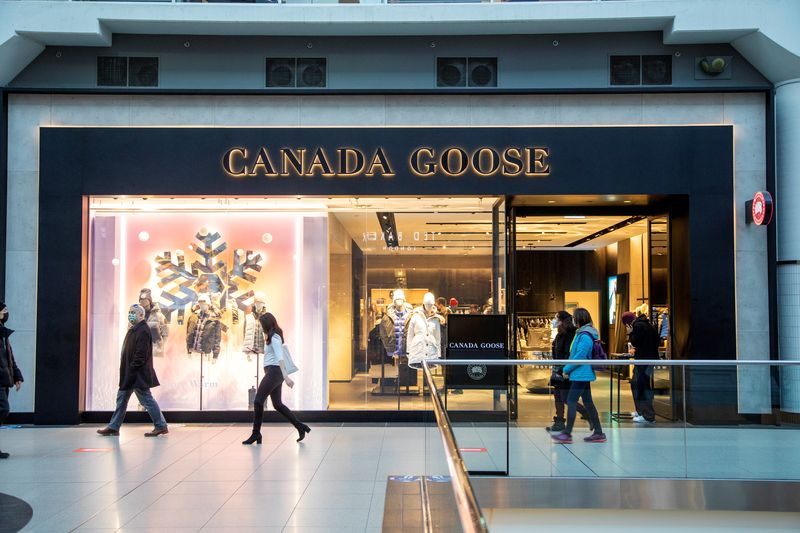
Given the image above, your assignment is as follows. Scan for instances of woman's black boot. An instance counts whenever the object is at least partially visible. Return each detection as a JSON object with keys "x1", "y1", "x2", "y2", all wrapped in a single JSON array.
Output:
[
  {"x1": 242, "y1": 431, "x2": 262, "y2": 445},
  {"x1": 296, "y1": 424, "x2": 311, "y2": 442}
]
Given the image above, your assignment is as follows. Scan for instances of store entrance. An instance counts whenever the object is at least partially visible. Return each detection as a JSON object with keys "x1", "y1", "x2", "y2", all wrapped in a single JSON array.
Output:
[{"x1": 508, "y1": 199, "x2": 674, "y2": 426}]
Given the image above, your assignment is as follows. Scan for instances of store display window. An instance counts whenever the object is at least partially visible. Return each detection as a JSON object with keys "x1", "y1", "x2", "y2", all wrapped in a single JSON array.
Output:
[{"x1": 85, "y1": 196, "x2": 504, "y2": 412}]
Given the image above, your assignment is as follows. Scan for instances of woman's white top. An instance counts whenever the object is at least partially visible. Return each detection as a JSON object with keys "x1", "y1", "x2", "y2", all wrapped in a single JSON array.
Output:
[{"x1": 263, "y1": 333, "x2": 284, "y2": 367}]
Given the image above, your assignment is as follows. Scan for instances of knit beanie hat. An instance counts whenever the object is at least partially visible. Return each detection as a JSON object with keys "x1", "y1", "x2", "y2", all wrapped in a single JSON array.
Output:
[{"x1": 621, "y1": 312, "x2": 636, "y2": 326}]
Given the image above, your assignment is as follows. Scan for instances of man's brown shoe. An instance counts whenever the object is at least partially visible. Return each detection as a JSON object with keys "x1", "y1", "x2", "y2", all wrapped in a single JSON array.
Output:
[
  {"x1": 97, "y1": 427, "x2": 119, "y2": 436},
  {"x1": 144, "y1": 426, "x2": 169, "y2": 437}
]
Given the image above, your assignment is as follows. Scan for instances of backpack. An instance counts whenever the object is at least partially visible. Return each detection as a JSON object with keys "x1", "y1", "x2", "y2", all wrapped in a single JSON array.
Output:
[{"x1": 577, "y1": 331, "x2": 608, "y2": 371}]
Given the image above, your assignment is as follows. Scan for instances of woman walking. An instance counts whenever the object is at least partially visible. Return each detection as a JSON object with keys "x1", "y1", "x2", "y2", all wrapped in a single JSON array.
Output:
[
  {"x1": 551, "y1": 308, "x2": 606, "y2": 444},
  {"x1": 546, "y1": 310, "x2": 589, "y2": 432},
  {"x1": 243, "y1": 312, "x2": 310, "y2": 445}
]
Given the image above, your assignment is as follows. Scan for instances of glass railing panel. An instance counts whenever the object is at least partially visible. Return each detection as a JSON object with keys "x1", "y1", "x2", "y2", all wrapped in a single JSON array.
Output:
[
  {"x1": 440, "y1": 362, "x2": 509, "y2": 475},
  {"x1": 683, "y1": 362, "x2": 800, "y2": 481}
]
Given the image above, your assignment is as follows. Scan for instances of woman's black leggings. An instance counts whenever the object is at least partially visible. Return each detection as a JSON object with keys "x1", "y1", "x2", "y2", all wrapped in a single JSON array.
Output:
[
  {"x1": 252, "y1": 366, "x2": 302, "y2": 433},
  {"x1": 565, "y1": 381, "x2": 603, "y2": 435}
]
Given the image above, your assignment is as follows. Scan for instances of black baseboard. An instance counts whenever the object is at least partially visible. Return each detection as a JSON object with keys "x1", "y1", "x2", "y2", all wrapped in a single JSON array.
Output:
[
  {"x1": 80, "y1": 410, "x2": 444, "y2": 425},
  {"x1": 5, "y1": 413, "x2": 35, "y2": 424}
]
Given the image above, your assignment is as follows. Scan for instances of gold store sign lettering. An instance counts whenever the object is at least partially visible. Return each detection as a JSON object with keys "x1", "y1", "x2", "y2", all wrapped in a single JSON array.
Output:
[{"x1": 222, "y1": 146, "x2": 550, "y2": 178}]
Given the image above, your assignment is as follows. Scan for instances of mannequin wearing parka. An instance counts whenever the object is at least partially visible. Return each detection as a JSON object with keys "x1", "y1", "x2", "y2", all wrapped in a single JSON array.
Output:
[
  {"x1": 186, "y1": 297, "x2": 222, "y2": 359},
  {"x1": 139, "y1": 289, "x2": 169, "y2": 358},
  {"x1": 406, "y1": 292, "x2": 443, "y2": 368},
  {"x1": 379, "y1": 289, "x2": 413, "y2": 357},
  {"x1": 242, "y1": 293, "x2": 267, "y2": 361}
]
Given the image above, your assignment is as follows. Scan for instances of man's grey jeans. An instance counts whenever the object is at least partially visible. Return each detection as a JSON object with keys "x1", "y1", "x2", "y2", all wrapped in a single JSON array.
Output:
[{"x1": 108, "y1": 388, "x2": 167, "y2": 430}]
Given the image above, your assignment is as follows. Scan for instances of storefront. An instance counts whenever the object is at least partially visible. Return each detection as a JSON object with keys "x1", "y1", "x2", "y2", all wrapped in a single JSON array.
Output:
[{"x1": 30, "y1": 123, "x2": 751, "y2": 424}]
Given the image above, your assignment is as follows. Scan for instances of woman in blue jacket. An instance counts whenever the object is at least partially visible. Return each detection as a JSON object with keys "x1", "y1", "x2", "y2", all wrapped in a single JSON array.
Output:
[{"x1": 551, "y1": 308, "x2": 606, "y2": 444}]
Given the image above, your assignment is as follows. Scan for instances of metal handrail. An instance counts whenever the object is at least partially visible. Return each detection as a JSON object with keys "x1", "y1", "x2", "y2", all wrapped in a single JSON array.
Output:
[
  {"x1": 421, "y1": 362, "x2": 489, "y2": 533},
  {"x1": 421, "y1": 357, "x2": 800, "y2": 533}
]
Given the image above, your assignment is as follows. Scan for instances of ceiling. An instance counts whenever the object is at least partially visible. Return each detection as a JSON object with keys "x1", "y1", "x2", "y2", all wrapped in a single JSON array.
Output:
[{"x1": 91, "y1": 195, "x2": 653, "y2": 256}]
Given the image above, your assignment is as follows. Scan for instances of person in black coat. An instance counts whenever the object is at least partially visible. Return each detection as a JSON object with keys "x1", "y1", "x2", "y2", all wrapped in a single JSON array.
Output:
[
  {"x1": 98, "y1": 304, "x2": 169, "y2": 437},
  {"x1": 546, "y1": 310, "x2": 588, "y2": 433},
  {"x1": 0, "y1": 302, "x2": 24, "y2": 459},
  {"x1": 622, "y1": 311, "x2": 660, "y2": 423}
]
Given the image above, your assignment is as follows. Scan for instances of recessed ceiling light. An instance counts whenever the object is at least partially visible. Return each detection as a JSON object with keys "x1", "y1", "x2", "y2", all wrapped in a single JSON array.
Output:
[
  {"x1": 564, "y1": 215, "x2": 586, "y2": 219},
  {"x1": 624, "y1": 200, "x2": 632, "y2": 204},
  {"x1": 547, "y1": 200, "x2": 556, "y2": 204}
]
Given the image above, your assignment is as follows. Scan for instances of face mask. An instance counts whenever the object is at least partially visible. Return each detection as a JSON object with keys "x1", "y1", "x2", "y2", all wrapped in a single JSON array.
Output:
[
  {"x1": 199, "y1": 303, "x2": 209, "y2": 312},
  {"x1": 128, "y1": 312, "x2": 138, "y2": 325},
  {"x1": 424, "y1": 302, "x2": 433, "y2": 312},
  {"x1": 254, "y1": 303, "x2": 265, "y2": 313},
  {"x1": 551, "y1": 319, "x2": 559, "y2": 328}
]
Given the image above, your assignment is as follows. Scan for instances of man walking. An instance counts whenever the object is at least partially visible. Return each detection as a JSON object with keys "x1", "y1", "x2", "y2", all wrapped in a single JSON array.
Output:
[
  {"x1": 0, "y1": 302, "x2": 24, "y2": 458},
  {"x1": 622, "y1": 311, "x2": 660, "y2": 424},
  {"x1": 98, "y1": 304, "x2": 168, "y2": 437}
]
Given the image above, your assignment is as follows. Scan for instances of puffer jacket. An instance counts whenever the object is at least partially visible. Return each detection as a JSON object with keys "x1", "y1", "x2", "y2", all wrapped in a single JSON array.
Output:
[
  {"x1": 186, "y1": 307, "x2": 222, "y2": 356},
  {"x1": 406, "y1": 307, "x2": 442, "y2": 367},
  {"x1": 145, "y1": 305, "x2": 169, "y2": 357},
  {"x1": 379, "y1": 303, "x2": 413, "y2": 355},
  {"x1": 242, "y1": 311, "x2": 266, "y2": 355},
  {"x1": 563, "y1": 325, "x2": 599, "y2": 382}
]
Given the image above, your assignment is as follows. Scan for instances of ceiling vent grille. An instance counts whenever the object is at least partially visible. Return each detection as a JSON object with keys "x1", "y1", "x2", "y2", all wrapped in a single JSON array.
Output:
[
  {"x1": 610, "y1": 54, "x2": 672, "y2": 86},
  {"x1": 97, "y1": 56, "x2": 128, "y2": 87},
  {"x1": 128, "y1": 57, "x2": 159, "y2": 87},
  {"x1": 437, "y1": 57, "x2": 498, "y2": 88},
  {"x1": 97, "y1": 56, "x2": 159, "y2": 87},
  {"x1": 642, "y1": 55, "x2": 672, "y2": 85},
  {"x1": 266, "y1": 58, "x2": 327, "y2": 88},
  {"x1": 609, "y1": 55, "x2": 641, "y2": 86}
]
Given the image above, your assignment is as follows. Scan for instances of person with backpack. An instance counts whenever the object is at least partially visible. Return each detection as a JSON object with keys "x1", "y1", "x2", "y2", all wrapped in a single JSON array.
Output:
[
  {"x1": 546, "y1": 310, "x2": 590, "y2": 433},
  {"x1": 551, "y1": 308, "x2": 606, "y2": 444},
  {"x1": 622, "y1": 311, "x2": 659, "y2": 423}
]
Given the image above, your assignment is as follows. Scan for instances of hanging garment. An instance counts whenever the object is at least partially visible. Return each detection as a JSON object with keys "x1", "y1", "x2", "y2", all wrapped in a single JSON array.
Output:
[
  {"x1": 406, "y1": 307, "x2": 442, "y2": 368},
  {"x1": 145, "y1": 305, "x2": 169, "y2": 358},
  {"x1": 242, "y1": 311, "x2": 266, "y2": 355},
  {"x1": 379, "y1": 303, "x2": 412, "y2": 356},
  {"x1": 186, "y1": 308, "x2": 222, "y2": 357}
]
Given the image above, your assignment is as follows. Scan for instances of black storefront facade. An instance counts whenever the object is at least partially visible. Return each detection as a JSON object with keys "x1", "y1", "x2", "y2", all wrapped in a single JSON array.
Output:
[{"x1": 36, "y1": 125, "x2": 744, "y2": 426}]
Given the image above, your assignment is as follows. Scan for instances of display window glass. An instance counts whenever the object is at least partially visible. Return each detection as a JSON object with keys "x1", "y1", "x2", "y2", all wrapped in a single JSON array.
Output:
[{"x1": 85, "y1": 196, "x2": 504, "y2": 412}]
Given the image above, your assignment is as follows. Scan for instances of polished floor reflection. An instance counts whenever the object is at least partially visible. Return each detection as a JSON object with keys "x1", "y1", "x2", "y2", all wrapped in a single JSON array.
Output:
[
  {"x1": 2, "y1": 422, "x2": 798, "y2": 532},
  {"x1": 0, "y1": 424, "x2": 445, "y2": 532}
]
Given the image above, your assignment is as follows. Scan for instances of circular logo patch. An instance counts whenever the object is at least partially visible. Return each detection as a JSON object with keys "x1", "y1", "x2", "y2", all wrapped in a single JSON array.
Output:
[{"x1": 467, "y1": 364, "x2": 488, "y2": 381}]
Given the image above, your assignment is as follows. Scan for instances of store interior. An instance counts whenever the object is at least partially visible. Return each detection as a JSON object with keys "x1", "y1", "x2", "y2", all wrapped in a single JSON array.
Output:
[{"x1": 84, "y1": 196, "x2": 671, "y2": 422}]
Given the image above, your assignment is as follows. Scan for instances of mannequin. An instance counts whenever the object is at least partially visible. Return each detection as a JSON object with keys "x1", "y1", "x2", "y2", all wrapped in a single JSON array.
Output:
[
  {"x1": 138, "y1": 288, "x2": 169, "y2": 358},
  {"x1": 406, "y1": 292, "x2": 443, "y2": 368},
  {"x1": 186, "y1": 294, "x2": 222, "y2": 362},
  {"x1": 242, "y1": 292, "x2": 267, "y2": 361},
  {"x1": 379, "y1": 289, "x2": 413, "y2": 358}
]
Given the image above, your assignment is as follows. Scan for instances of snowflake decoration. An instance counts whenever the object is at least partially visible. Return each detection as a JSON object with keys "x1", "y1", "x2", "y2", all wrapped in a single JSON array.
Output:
[{"x1": 155, "y1": 229, "x2": 263, "y2": 325}]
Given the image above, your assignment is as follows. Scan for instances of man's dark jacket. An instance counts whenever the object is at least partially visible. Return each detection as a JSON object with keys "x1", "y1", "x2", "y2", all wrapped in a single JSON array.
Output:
[
  {"x1": 0, "y1": 326, "x2": 24, "y2": 388},
  {"x1": 119, "y1": 320, "x2": 160, "y2": 390},
  {"x1": 629, "y1": 315, "x2": 660, "y2": 360}
]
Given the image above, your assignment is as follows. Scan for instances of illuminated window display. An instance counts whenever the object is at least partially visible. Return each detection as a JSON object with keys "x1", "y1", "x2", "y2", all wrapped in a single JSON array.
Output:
[
  {"x1": 87, "y1": 201, "x2": 328, "y2": 412},
  {"x1": 86, "y1": 197, "x2": 504, "y2": 412}
]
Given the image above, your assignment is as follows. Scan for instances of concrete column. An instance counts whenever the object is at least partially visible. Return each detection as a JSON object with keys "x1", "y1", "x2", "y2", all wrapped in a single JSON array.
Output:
[{"x1": 777, "y1": 79, "x2": 800, "y2": 413}]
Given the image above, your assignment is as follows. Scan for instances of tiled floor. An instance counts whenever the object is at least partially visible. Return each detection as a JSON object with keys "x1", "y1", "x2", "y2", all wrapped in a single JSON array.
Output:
[
  {"x1": 454, "y1": 424, "x2": 800, "y2": 479},
  {"x1": 0, "y1": 423, "x2": 446, "y2": 533},
  {"x1": 1, "y1": 423, "x2": 798, "y2": 532}
]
